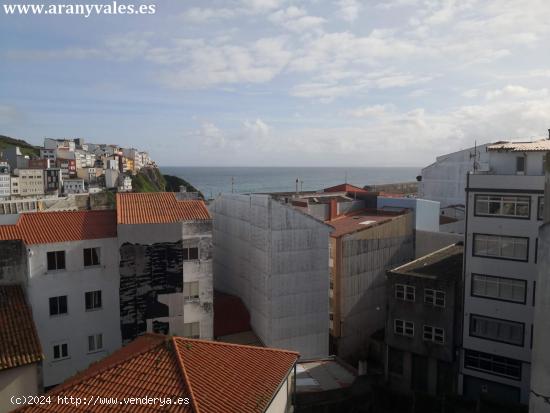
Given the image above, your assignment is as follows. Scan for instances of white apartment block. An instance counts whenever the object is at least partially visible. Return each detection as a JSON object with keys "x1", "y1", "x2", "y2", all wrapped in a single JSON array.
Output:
[
  {"x1": 459, "y1": 140, "x2": 550, "y2": 405},
  {"x1": 14, "y1": 169, "x2": 45, "y2": 197},
  {"x1": 0, "y1": 211, "x2": 122, "y2": 388},
  {"x1": 0, "y1": 162, "x2": 10, "y2": 199},
  {"x1": 63, "y1": 178, "x2": 86, "y2": 194}
]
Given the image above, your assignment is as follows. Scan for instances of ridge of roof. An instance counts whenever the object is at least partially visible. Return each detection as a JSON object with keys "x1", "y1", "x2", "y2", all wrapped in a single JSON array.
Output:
[{"x1": 172, "y1": 336, "x2": 201, "y2": 413}]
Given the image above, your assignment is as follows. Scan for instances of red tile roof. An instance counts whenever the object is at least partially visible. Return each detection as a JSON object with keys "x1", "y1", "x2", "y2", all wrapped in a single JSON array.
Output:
[
  {"x1": 0, "y1": 285, "x2": 43, "y2": 371},
  {"x1": 214, "y1": 291, "x2": 251, "y2": 337},
  {"x1": 17, "y1": 334, "x2": 298, "y2": 413},
  {"x1": 323, "y1": 183, "x2": 369, "y2": 193},
  {"x1": 117, "y1": 193, "x2": 211, "y2": 224},
  {"x1": 0, "y1": 210, "x2": 117, "y2": 245}
]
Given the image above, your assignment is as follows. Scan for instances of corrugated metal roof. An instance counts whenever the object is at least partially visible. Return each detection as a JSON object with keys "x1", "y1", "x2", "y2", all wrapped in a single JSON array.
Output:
[
  {"x1": 116, "y1": 193, "x2": 211, "y2": 224},
  {"x1": 487, "y1": 139, "x2": 550, "y2": 152},
  {"x1": 0, "y1": 210, "x2": 117, "y2": 245},
  {"x1": 0, "y1": 285, "x2": 43, "y2": 371}
]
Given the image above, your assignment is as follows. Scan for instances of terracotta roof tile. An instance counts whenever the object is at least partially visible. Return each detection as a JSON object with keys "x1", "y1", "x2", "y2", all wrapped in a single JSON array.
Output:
[
  {"x1": 0, "y1": 210, "x2": 116, "y2": 245},
  {"x1": 116, "y1": 193, "x2": 211, "y2": 224},
  {"x1": 323, "y1": 183, "x2": 368, "y2": 193},
  {"x1": 0, "y1": 285, "x2": 43, "y2": 371},
  {"x1": 487, "y1": 139, "x2": 550, "y2": 152},
  {"x1": 17, "y1": 334, "x2": 298, "y2": 413}
]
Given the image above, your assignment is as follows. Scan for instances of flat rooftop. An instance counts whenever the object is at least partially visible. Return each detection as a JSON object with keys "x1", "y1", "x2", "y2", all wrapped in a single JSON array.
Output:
[
  {"x1": 296, "y1": 358, "x2": 356, "y2": 393},
  {"x1": 389, "y1": 243, "x2": 463, "y2": 280},
  {"x1": 328, "y1": 208, "x2": 408, "y2": 238}
]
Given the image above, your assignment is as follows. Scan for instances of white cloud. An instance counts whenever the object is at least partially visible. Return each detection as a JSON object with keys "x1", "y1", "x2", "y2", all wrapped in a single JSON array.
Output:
[
  {"x1": 336, "y1": 0, "x2": 361, "y2": 22},
  {"x1": 269, "y1": 6, "x2": 325, "y2": 33},
  {"x1": 181, "y1": 7, "x2": 237, "y2": 23},
  {"x1": 347, "y1": 104, "x2": 396, "y2": 118}
]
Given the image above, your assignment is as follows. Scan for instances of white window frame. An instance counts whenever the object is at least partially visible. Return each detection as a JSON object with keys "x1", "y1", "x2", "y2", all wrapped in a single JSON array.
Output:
[
  {"x1": 183, "y1": 322, "x2": 200, "y2": 339},
  {"x1": 183, "y1": 281, "x2": 200, "y2": 302},
  {"x1": 473, "y1": 234, "x2": 529, "y2": 261},
  {"x1": 474, "y1": 194, "x2": 530, "y2": 218},
  {"x1": 424, "y1": 289, "x2": 445, "y2": 307},
  {"x1": 83, "y1": 247, "x2": 101, "y2": 267},
  {"x1": 471, "y1": 274, "x2": 526, "y2": 303},
  {"x1": 53, "y1": 342, "x2": 69, "y2": 361},
  {"x1": 87, "y1": 333, "x2": 104, "y2": 353},
  {"x1": 394, "y1": 319, "x2": 414, "y2": 337},
  {"x1": 85, "y1": 290, "x2": 102, "y2": 311},
  {"x1": 423, "y1": 325, "x2": 445, "y2": 344},
  {"x1": 395, "y1": 284, "x2": 415, "y2": 302}
]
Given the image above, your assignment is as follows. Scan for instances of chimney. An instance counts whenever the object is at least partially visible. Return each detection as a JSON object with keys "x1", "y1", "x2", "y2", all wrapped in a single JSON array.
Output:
[{"x1": 329, "y1": 198, "x2": 338, "y2": 221}]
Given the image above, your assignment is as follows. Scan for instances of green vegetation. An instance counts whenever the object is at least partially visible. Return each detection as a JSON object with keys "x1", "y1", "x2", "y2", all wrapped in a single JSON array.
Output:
[
  {"x1": 0, "y1": 135, "x2": 40, "y2": 157},
  {"x1": 131, "y1": 167, "x2": 203, "y2": 199}
]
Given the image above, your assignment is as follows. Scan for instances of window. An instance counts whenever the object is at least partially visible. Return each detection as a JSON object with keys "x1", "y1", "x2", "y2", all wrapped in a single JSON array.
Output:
[
  {"x1": 88, "y1": 334, "x2": 103, "y2": 353},
  {"x1": 83, "y1": 247, "x2": 100, "y2": 267},
  {"x1": 183, "y1": 281, "x2": 199, "y2": 301},
  {"x1": 425, "y1": 289, "x2": 445, "y2": 307},
  {"x1": 85, "y1": 290, "x2": 102, "y2": 311},
  {"x1": 470, "y1": 314, "x2": 524, "y2": 346},
  {"x1": 474, "y1": 195, "x2": 530, "y2": 219},
  {"x1": 49, "y1": 296, "x2": 68, "y2": 316},
  {"x1": 538, "y1": 196, "x2": 545, "y2": 221},
  {"x1": 47, "y1": 251, "x2": 66, "y2": 270},
  {"x1": 423, "y1": 325, "x2": 445, "y2": 344},
  {"x1": 464, "y1": 349, "x2": 521, "y2": 380},
  {"x1": 395, "y1": 284, "x2": 415, "y2": 301},
  {"x1": 471, "y1": 274, "x2": 526, "y2": 303},
  {"x1": 183, "y1": 322, "x2": 200, "y2": 339},
  {"x1": 516, "y1": 156, "x2": 525, "y2": 174},
  {"x1": 394, "y1": 319, "x2": 414, "y2": 337},
  {"x1": 53, "y1": 342, "x2": 69, "y2": 360},
  {"x1": 183, "y1": 247, "x2": 199, "y2": 261},
  {"x1": 473, "y1": 234, "x2": 528, "y2": 261}
]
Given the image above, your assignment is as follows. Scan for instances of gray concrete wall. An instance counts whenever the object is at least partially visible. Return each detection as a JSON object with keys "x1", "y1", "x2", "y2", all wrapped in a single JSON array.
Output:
[
  {"x1": 210, "y1": 194, "x2": 330, "y2": 358},
  {"x1": 415, "y1": 230, "x2": 463, "y2": 258}
]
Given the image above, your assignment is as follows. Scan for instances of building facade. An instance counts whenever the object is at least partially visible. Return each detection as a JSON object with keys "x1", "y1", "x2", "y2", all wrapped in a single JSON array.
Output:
[
  {"x1": 14, "y1": 169, "x2": 44, "y2": 197},
  {"x1": 210, "y1": 194, "x2": 331, "y2": 359},
  {"x1": 116, "y1": 192, "x2": 214, "y2": 344},
  {"x1": 459, "y1": 144, "x2": 547, "y2": 404},
  {"x1": 385, "y1": 244, "x2": 463, "y2": 397}
]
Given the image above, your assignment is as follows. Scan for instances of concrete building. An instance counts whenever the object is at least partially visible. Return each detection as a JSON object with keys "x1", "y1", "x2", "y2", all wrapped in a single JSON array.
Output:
[
  {"x1": 0, "y1": 285, "x2": 43, "y2": 413},
  {"x1": 1, "y1": 146, "x2": 28, "y2": 171},
  {"x1": 63, "y1": 178, "x2": 86, "y2": 194},
  {"x1": 118, "y1": 174, "x2": 132, "y2": 192},
  {"x1": 43, "y1": 138, "x2": 75, "y2": 152},
  {"x1": 16, "y1": 333, "x2": 299, "y2": 413},
  {"x1": 210, "y1": 194, "x2": 331, "y2": 359},
  {"x1": 0, "y1": 199, "x2": 39, "y2": 215},
  {"x1": 459, "y1": 139, "x2": 550, "y2": 405},
  {"x1": 116, "y1": 192, "x2": 214, "y2": 343},
  {"x1": 0, "y1": 210, "x2": 122, "y2": 388},
  {"x1": 529, "y1": 154, "x2": 550, "y2": 413},
  {"x1": 420, "y1": 143, "x2": 491, "y2": 209},
  {"x1": 14, "y1": 169, "x2": 44, "y2": 197},
  {"x1": 385, "y1": 243, "x2": 463, "y2": 397},
  {"x1": 327, "y1": 205, "x2": 414, "y2": 360},
  {"x1": 0, "y1": 162, "x2": 10, "y2": 199},
  {"x1": 55, "y1": 158, "x2": 76, "y2": 180},
  {"x1": 44, "y1": 168, "x2": 62, "y2": 195}
]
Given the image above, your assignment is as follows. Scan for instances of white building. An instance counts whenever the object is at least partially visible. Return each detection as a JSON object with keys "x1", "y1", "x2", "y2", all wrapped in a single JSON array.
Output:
[
  {"x1": 0, "y1": 210, "x2": 122, "y2": 388},
  {"x1": 210, "y1": 194, "x2": 331, "y2": 359},
  {"x1": 118, "y1": 175, "x2": 132, "y2": 192},
  {"x1": 14, "y1": 169, "x2": 44, "y2": 197},
  {"x1": 459, "y1": 139, "x2": 550, "y2": 405},
  {"x1": 63, "y1": 178, "x2": 86, "y2": 194},
  {"x1": 104, "y1": 168, "x2": 119, "y2": 189},
  {"x1": 0, "y1": 162, "x2": 10, "y2": 199},
  {"x1": 116, "y1": 192, "x2": 214, "y2": 343}
]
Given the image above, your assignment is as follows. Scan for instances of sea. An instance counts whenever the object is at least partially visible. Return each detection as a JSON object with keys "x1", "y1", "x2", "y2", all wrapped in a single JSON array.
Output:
[{"x1": 160, "y1": 166, "x2": 421, "y2": 199}]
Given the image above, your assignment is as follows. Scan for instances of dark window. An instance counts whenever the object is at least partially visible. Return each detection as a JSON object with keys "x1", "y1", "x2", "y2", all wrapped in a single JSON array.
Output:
[
  {"x1": 85, "y1": 290, "x2": 102, "y2": 310},
  {"x1": 49, "y1": 296, "x2": 68, "y2": 316},
  {"x1": 53, "y1": 343, "x2": 69, "y2": 360},
  {"x1": 47, "y1": 251, "x2": 66, "y2": 270},
  {"x1": 474, "y1": 195, "x2": 530, "y2": 219},
  {"x1": 83, "y1": 247, "x2": 100, "y2": 267},
  {"x1": 183, "y1": 247, "x2": 199, "y2": 261},
  {"x1": 516, "y1": 156, "x2": 525, "y2": 173},
  {"x1": 464, "y1": 349, "x2": 521, "y2": 380},
  {"x1": 471, "y1": 273, "x2": 526, "y2": 304},
  {"x1": 473, "y1": 234, "x2": 529, "y2": 262},
  {"x1": 470, "y1": 314, "x2": 524, "y2": 346}
]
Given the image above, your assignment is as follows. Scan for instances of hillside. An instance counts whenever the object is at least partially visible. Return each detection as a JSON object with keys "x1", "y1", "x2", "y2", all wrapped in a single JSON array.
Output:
[
  {"x1": 131, "y1": 167, "x2": 204, "y2": 199},
  {"x1": 0, "y1": 135, "x2": 40, "y2": 157}
]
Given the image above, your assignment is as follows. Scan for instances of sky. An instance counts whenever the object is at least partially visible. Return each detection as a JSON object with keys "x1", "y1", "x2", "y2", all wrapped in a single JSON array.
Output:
[{"x1": 1, "y1": 0, "x2": 550, "y2": 167}]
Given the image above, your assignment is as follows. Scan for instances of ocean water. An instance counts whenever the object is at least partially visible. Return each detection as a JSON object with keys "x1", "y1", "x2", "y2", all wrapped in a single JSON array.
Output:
[{"x1": 160, "y1": 166, "x2": 421, "y2": 199}]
